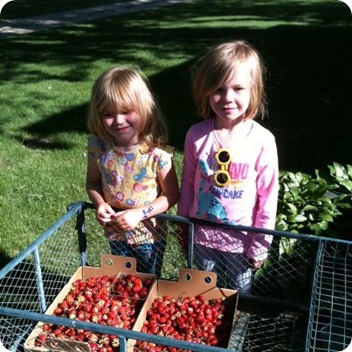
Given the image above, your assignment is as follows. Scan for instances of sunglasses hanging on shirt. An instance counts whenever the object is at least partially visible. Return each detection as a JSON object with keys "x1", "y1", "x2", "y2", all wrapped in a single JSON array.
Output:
[{"x1": 213, "y1": 148, "x2": 232, "y2": 187}]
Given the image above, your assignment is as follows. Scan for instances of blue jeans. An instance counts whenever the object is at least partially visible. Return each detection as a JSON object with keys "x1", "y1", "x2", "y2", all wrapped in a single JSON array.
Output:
[
  {"x1": 109, "y1": 240, "x2": 166, "y2": 277},
  {"x1": 195, "y1": 244, "x2": 253, "y2": 293}
]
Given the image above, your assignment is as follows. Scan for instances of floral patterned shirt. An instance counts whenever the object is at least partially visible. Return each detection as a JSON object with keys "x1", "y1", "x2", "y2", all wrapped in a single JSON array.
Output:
[{"x1": 88, "y1": 135, "x2": 173, "y2": 244}]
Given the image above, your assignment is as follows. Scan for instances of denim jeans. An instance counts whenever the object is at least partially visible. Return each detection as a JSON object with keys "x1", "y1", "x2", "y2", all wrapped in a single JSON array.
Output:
[
  {"x1": 195, "y1": 244, "x2": 253, "y2": 293},
  {"x1": 109, "y1": 240, "x2": 166, "y2": 277}
]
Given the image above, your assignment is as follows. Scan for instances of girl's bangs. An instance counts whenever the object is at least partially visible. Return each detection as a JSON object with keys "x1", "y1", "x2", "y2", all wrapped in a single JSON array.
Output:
[{"x1": 98, "y1": 82, "x2": 134, "y2": 115}]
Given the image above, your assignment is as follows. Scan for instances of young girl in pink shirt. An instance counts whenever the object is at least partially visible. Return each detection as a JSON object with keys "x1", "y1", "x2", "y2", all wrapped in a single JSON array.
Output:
[{"x1": 178, "y1": 40, "x2": 279, "y2": 293}]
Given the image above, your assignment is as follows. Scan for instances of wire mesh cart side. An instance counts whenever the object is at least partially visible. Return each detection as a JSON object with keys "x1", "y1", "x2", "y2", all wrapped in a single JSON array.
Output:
[
  {"x1": 306, "y1": 239, "x2": 352, "y2": 351},
  {"x1": 0, "y1": 201, "x2": 351, "y2": 351}
]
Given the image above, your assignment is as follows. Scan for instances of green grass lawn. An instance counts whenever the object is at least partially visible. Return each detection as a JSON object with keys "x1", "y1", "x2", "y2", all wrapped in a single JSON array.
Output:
[{"x1": 0, "y1": 0, "x2": 351, "y2": 267}]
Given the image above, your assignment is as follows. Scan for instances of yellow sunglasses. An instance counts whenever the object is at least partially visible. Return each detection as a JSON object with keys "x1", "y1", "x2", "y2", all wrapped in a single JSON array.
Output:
[{"x1": 213, "y1": 148, "x2": 232, "y2": 187}]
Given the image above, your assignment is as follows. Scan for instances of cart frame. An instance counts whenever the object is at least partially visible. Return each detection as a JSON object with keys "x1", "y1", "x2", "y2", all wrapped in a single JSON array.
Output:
[{"x1": 0, "y1": 201, "x2": 351, "y2": 351}]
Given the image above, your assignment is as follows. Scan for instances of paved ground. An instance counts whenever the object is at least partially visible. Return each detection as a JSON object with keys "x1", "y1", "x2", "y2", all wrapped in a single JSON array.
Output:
[{"x1": 0, "y1": 0, "x2": 188, "y2": 39}]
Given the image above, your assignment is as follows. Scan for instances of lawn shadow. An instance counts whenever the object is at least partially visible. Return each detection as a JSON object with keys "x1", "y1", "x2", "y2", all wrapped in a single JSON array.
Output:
[
  {"x1": 0, "y1": 249, "x2": 12, "y2": 268},
  {"x1": 1, "y1": 0, "x2": 350, "y2": 172},
  {"x1": 15, "y1": 104, "x2": 89, "y2": 150}
]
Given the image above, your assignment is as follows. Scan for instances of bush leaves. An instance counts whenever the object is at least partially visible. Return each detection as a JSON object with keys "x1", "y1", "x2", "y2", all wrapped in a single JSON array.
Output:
[{"x1": 277, "y1": 163, "x2": 352, "y2": 237}]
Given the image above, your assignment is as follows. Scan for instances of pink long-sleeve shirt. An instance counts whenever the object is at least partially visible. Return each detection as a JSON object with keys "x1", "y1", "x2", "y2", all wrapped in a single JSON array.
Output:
[{"x1": 178, "y1": 119, "x2": 279, "y2": 261}]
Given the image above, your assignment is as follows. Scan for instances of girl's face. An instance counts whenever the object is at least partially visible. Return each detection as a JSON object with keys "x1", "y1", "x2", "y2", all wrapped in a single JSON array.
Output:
[
  {"x1": 101, "y1": 109, "x2": 141, "y2": 148},
  {"x1": 209, "y1": 65, "x2": 251, "y2": 125}
]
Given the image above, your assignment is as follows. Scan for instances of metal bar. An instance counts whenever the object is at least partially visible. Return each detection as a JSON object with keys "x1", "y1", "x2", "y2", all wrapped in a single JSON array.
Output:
[
  {"x1": 0, "y1": 307, "x2": 240, "y2": 352},
  {"x1": 188, "y1": 221, "x2": 194, "y2": 268},
  {"x1": 33, "y1": 247, "x2": 46, "y2": 313},
  {"x1": 74, "y1": 202, "x2": 88, "y2": 266},
  {"x1": 306, "y1": 239, "x2": 325, "y2": 351},
  {"x1": 119, "y1": 336, "x2": 128, "y2": 351}
]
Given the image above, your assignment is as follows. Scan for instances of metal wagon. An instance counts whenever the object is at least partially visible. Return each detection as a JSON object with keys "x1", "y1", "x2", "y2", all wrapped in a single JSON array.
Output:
[{"x1": 0, "y1": 201, "x2": 351, "y2": 351}]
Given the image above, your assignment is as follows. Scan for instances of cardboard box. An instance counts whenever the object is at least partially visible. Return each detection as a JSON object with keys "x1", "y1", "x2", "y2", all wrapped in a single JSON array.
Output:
[
  {"x1": 24, "y1": 255, "x2": 156, "y2": 352},
  {"x1": 129, "y1": 268, "x2": 238, "y2": 351}
]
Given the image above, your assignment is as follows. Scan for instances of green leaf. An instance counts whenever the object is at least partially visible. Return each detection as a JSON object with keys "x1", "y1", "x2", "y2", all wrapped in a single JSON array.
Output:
[
  {"x1": 310, "y1": 223, "x2": 324, "y2": 235},
  {"x1": 347, "y1": 164, "x2": 352, "y2": 178},
  {"x1": 302, "y1": 204, "x2": 317, "y2": 212},
  {"x1": 340, "y1": 180, "x2": 352, "y2": 192},
  {"x1": 275, "y1": 222, "x2": 288, "y2": 231},
  {"x1": 287, "y1": 203, "x2": 298, "y2": 214},
  {"x1": 317, "y1": 214, "x2": 334, "y2": 222},
  {"x1": 308, "y1": 213, "x2": 315, "y2": 221},
  {"x1": 287, "y1": 214, "x2": 307, "y2": 223}
]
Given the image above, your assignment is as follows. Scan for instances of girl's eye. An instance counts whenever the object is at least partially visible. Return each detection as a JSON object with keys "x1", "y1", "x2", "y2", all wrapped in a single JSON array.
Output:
[{"x1": 102, "y1": 112, "x2": 114, "y2": 118}]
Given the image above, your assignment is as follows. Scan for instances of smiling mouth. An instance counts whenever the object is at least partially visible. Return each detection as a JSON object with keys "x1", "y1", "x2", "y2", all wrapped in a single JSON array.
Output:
[
  {"x1": 222, "y1": 107, "x2": 236, "y2": 112},
  {"x1": 114, "y1": 126, "x2": 129, "y2": 131}
]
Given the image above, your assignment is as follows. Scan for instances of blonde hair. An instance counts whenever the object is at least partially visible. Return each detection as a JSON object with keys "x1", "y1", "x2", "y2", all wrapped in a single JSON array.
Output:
[
  {"x1": 87, "y1": 66, "x2": 167, "y2": 150},
  {"x1": 192, "y1": 40, "x2": 266, "y2": 120}
]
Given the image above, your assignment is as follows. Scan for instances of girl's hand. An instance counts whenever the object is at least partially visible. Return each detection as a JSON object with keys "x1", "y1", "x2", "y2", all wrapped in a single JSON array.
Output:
[
  {"x1": 111, "y1": 209, "x2": 143, "y2": 231},
  {"x1": 96, "y1": 203, "x2": 116, "y2": 227}
]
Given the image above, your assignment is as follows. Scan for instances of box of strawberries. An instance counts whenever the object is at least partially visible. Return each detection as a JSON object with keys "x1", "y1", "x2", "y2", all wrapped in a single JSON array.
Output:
[
  {"x1": 130, "y1": 268, "x2": 239, "y2": 351},
  {"x1": 24, "y1": 255, "x2": 156, "y2": 352}
]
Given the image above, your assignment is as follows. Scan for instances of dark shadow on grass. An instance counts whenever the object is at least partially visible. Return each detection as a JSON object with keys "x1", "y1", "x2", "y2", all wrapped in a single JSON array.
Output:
[
  {"x1": 0, "y1": 249, "x2": 12, "y2": 268},
  {"x1": 14, "y1": 104, "x2": 89, "y2": 150},
  {"x1": 1, "y1": 0, "x2": 351, "y2": 171}
]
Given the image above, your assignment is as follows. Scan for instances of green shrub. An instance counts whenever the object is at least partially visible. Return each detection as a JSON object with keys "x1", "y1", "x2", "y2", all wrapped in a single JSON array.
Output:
[{"x1": 276, "y1": 162, "x2": 352, "y2": 239}]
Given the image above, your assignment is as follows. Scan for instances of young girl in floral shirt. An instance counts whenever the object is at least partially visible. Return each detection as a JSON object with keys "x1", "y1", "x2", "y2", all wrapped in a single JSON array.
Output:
[{"x1": 86, "y1": 66, "x2": 179, "y2": 275}]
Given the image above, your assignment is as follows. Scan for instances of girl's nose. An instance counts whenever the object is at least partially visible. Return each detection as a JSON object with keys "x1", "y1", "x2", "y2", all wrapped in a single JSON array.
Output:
[
  {"x1": 113, "y1": 113, "x2": 125, "y2": 124},
  {"x1": 223, "y1": 88, "x2": 235, "y2": 101}
]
